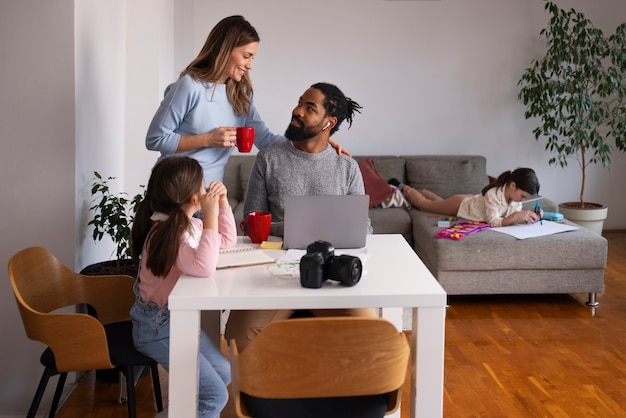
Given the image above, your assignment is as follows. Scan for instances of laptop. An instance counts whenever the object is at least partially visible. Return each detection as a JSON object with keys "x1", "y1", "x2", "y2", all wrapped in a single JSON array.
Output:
[{"x1": 282, "y1": 195, "x2": 370, "y2": 249}]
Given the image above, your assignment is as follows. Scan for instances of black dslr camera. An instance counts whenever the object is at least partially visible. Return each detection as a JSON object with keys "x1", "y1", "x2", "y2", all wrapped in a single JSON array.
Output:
[{"x1": 299, "y1": 241, "x2": 362, "y2": 289}]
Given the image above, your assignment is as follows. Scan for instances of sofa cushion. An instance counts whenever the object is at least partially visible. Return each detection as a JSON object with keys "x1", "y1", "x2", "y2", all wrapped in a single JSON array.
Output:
[
  {"x1": 223, "y1": 156, "x2": 245, "y2": 203},
  {"x1": 354, "y1": 156, "x2": 406, "y2": 185},
  {"x1": 368, "y1": 207, "x2": 412, "y2": 244},
  {"x1": 239, "y1": 157, "x2": 256, "y2": 201},
  {"x1": 358, "y1": 158, "x2": 395, "y2": 207},
  {"x1": 404, "y1": 155, "x2": 488, "y2": 198}
]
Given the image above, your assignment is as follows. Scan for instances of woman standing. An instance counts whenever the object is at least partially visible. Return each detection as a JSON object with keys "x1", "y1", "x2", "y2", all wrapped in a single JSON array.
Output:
[{"x1": 146, "y1": 15, "x2": 281, "y2": 185}]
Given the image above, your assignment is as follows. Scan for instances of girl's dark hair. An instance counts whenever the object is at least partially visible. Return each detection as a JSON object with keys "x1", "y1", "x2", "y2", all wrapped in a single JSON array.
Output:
[
  {"x1": 181, "y1": 15, "x2": 260, "y2": 116},
  {"x1": 131, "y1": 156, "x2": 204, "y2": 277},
  {"x1": 482, "y1": 167, "x2": 540, "y2": 196},
  {"x1": 310, "y1": 82, "x2": 362, "y2": 135}
]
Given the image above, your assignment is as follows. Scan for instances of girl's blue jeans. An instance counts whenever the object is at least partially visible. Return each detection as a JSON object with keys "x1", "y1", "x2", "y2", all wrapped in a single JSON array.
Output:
[{"x1": 130, "y1": 283, "x2": 230, "y2": 418}]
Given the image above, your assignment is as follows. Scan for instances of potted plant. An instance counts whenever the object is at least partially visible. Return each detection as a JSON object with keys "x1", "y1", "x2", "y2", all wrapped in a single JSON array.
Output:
[
  {"x1": 80, "y1": 172, "x2": 145, "y2": 383},
  {"x1": 517, "y1": 1, "x2": 626, "y2": 234},
  {"x1": 84, "y1": 172, "x2": 145, "y2": 277}
]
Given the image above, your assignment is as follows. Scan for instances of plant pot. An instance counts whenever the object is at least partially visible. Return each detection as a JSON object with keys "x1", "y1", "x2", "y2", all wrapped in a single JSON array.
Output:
[
  {"x1": 558, "y1": 202, "x2": 608, "y2": 236},
  {"x1": 80, "y1": 258, "x2": 139, "y2": 278}
]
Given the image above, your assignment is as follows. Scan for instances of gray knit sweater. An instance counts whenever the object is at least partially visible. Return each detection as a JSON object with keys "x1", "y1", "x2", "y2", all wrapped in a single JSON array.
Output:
[{"x1": 243, "y1": 140, "x2": 372, "y2": 236}]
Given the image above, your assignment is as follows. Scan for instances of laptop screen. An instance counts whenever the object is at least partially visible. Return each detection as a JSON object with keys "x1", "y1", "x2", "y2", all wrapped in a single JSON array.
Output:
[{"x1": 282, "y1": 195, "x2": 370, "y2": 249}]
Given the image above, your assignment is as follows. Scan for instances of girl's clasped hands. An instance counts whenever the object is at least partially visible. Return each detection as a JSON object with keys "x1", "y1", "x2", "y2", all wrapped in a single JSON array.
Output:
[{"x1": 201, "y1": 181, "x2": 229, "y2": 215}]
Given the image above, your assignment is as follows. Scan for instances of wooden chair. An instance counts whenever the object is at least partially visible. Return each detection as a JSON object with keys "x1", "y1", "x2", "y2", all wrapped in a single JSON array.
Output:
[
  {"x1": 230, "y1": 317, "x2": 410, "y2": 418},
  {"x1": 8, "y1": 246, "x2": 163, "y2": 418}
]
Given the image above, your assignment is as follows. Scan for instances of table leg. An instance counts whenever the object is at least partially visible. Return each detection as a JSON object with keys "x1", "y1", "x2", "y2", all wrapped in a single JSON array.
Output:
[
  {"x1": 412, "y1": 306, "x2": 445, "y2": 418},
  {"x1": 169, "y1": 309, "x2": 201, "y2": 417},
  {"x1": 381, "y1": 307, "x2": 403, "y2": 331},
  {"x1": 380, "y1": 307, "x2": 403, "y2": 417}
]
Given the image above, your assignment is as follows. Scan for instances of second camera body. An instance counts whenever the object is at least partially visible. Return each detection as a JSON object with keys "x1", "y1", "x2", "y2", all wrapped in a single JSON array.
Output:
[{"x1": 299, "y1": 240, "x2": 362, "y2": 289}]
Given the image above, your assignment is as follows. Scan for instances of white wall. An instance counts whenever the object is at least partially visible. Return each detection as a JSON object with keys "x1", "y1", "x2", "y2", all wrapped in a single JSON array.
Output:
[
  {"x1": 186, "y1": 0, "x2": 626, "y2": 228},
  {"x1": 75, "y1": 0, "x2": 172, "y2": 270},
  {"x1": 0, "y1": 0, "x2": 76, "y2": 415},
  {"x1": 0, "y1": 0, "x2": 624, "y2": 416},
  {"x1": 75, "y1": 0, "x2": 128, "y2": 269}
]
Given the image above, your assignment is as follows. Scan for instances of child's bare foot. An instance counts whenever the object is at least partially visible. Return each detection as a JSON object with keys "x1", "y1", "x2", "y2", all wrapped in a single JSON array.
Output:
[
  {"x1": 403, "y1": 187, "x2": 427, "y2": 209},
  {"x1": 419, "y1": 189, "x2": 443, "y2": 201}
]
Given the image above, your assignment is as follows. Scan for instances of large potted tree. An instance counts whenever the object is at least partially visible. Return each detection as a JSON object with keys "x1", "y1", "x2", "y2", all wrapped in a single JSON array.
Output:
[{"x1": 518, "y1": 1, "x2": 626, "y2": 235}]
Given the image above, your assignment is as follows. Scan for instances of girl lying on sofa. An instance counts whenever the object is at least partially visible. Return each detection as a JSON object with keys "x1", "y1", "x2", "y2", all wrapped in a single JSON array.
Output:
[{"x1": 389, "y1": 168, "x2": 541, "y2": 227}]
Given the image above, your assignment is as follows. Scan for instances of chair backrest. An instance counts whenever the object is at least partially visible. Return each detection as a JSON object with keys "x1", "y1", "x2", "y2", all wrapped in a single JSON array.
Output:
[
  {"x1": 230, "y1": 317, "x2": 410, "y2": 417},
  {"x1": 8, "y1": 246, "x2": 136, "y2": 372}
]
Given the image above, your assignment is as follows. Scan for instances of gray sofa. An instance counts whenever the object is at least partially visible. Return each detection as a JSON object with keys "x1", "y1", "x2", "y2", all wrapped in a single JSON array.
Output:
[{"x1": 223, "y1": 154, "x2": 607, "y2": 304}]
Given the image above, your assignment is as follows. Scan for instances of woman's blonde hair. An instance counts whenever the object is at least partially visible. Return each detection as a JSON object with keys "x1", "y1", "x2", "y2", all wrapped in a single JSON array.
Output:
[{"x1": 181, "y1": 15, "x2": 259, "y2": 116}]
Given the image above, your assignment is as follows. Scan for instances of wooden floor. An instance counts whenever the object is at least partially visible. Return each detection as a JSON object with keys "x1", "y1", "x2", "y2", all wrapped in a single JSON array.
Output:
[{"x1": 51, "y1": 231, "x2": 626, "y2": 417}]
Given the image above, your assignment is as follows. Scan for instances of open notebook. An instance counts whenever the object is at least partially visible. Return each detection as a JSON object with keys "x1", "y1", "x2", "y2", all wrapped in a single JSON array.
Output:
[{"x1": 217, "y1": 245, "x2": 275, "y2": 269}]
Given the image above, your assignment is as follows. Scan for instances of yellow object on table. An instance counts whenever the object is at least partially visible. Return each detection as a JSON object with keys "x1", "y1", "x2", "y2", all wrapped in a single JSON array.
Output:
[{"x1": 261, "y1": 240, "x2": 283, "y2": 250}]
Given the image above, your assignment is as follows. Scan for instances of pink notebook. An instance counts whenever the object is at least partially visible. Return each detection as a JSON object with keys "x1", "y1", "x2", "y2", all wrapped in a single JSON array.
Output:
[{"x1": 435, "y1": 221, "x2": 490, "y2": 241}]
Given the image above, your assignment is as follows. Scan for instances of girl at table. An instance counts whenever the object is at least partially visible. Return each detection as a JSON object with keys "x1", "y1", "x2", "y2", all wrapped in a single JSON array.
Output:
[
  {"x1": 390, "y1": 168, "x2": 541, "y2": 227},
  {"x1": 130, "y1": 156, "x2": 237, "y2": 418}
]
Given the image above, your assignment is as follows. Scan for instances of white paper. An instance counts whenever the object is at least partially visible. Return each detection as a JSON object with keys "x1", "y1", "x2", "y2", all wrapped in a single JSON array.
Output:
[
  {"x1": 490, "y1": 220, "x2": 578, "y2": 239},
  {"x1": 277, "y1": 247, "x2": 368, "y2": 263},
  {"x1": 271, "y1": 247, "x2": 368, "y2": 279},
  {"x1": 268, "y1": 262, "x2": 300, "y2": 279}
]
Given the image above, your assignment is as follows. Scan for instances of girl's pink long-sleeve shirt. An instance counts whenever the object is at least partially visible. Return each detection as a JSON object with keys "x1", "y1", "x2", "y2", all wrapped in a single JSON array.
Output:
[{"x1": 137, "y1": 208, "x2": 237, "y2": 308}]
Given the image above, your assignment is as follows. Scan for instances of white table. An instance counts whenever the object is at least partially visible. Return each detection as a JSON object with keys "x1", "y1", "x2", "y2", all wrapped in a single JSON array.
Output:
[{"x1": 168, "y1": 234, "x2": 447, "y2": 417}]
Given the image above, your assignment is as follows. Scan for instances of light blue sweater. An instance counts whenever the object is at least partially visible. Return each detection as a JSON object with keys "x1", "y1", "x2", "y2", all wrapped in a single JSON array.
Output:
[{"x1": 146, "y1": 74, "x2": 284, "y2": 184}]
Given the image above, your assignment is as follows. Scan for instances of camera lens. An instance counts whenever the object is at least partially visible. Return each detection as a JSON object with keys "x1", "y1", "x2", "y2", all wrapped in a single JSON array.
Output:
[
  {"x1": 349, "y1": 258, "x2": 361, "y2": 284},
  {"x1": 328, "y1": 255, "x2": 362, "y2": 287}
]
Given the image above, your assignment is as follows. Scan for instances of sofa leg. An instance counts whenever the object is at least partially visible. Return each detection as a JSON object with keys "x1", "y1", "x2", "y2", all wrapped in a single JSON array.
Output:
[{"x1": 586, "y1": 293, "x2": 599, "y2": 308}]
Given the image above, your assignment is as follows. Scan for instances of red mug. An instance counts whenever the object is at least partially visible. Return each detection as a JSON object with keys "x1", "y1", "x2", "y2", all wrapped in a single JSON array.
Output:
[
  {"x1": 239, "y1": 211, "x2": 271, "y2": 243},
  {"x1": 236, "y1": 127, "x2": 254, "y2": 153}
]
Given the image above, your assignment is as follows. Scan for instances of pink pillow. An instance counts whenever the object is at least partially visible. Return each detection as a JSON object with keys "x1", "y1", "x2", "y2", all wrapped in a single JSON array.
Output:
[{"x1": 358, "y1": 158, "x2": 395, "y2": 207}]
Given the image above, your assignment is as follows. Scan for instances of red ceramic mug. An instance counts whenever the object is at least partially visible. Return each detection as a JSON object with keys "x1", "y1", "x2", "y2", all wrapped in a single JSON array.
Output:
[
  {"x1": 236, "y1": 127, "x2": 254, "y2": 153},
  {"x1": 239, "y1": 211, "x2": 271, "y2": 243}
]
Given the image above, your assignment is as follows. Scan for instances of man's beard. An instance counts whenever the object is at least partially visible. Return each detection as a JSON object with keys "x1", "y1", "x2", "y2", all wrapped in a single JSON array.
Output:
[{"x1": 285, "y1": 119, "x2": 319, "y2": 142}]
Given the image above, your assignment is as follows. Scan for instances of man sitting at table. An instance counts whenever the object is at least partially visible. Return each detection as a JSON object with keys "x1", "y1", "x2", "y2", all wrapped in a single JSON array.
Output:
[{"x1": 225, "y1": 82, "x2": 377, "y2": 351}]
